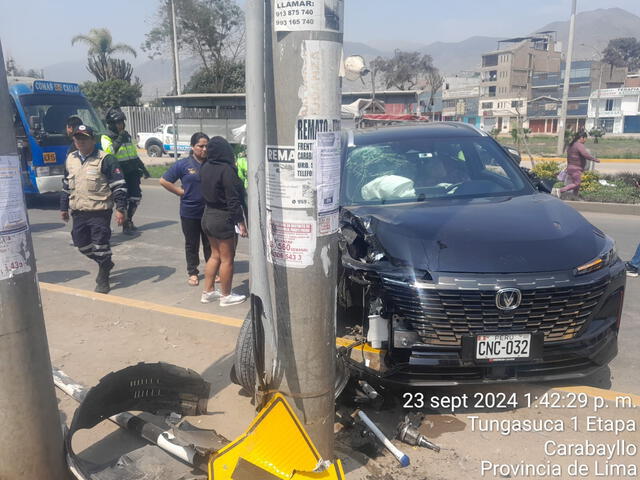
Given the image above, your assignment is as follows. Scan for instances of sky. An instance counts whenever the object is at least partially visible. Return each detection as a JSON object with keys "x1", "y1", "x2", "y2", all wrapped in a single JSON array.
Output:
[{"x1": 1, "y1": 0, "x2": 640, "y2": 69}]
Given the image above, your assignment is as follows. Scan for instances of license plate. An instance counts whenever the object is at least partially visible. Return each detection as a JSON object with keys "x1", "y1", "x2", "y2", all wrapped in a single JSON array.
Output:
[
  {"x1": 43, "y1": 152, "x2": 57, "y2": 163},
  {"x1": 476, "y1": 333, "x2": 531, "y2": 361}
]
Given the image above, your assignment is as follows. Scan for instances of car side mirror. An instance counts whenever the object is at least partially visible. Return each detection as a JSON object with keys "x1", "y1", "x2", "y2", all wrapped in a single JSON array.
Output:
[{"x1": 520, "y1": 167, "x2": 552, "y2": 194}]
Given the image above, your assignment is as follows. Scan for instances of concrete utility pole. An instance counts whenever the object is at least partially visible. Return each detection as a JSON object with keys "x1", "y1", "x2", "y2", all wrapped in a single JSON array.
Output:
[
  {"x1": 556, "y1": 0, "x2": 577, "y2": 154},
  {"x1": 170, "y1": 0, "x2": 182, "y2": 95},
  {"x1": 260, "y1": 0, "x2": 345, "y2": 458},
  {"x1": 0, "y1": 42, "x2": 68, "y2": 478}
]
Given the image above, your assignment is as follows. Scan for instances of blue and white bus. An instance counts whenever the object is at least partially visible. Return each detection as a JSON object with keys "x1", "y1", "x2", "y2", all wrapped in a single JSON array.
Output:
[{"x1": 7, "y1": 77, "x2": 106, "y2": 195}]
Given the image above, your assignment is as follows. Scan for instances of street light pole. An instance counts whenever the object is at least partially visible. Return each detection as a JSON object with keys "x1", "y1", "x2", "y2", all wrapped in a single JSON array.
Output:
[
  {"x1": 171, "y1": 0, "x2": 182, "y2": 95},
  {"x1": 0, "y1": 41, "x2": 68, "y2": 479},
  {"x1": 556, "y1": 0, "x2": 577, "y2": 155},
  {"x1": 262, "y1": 0, "x2": 344, "y2": 458}
]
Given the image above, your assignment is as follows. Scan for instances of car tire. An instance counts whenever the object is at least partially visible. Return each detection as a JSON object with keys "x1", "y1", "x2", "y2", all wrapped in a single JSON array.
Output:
[
  {"x1": 146, "y1": 144, "x2": 163, "y2": 157},
  {"x1": 232, "y1": 312, "x2": 350, "y2": 399},
  {"x1": 233, "y1": 312, "x2": 256, "y2": 395}
]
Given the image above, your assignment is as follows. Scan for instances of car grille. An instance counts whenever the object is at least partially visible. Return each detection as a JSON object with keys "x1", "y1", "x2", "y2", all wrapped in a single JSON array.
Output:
[{"x1": 383, "y1": 278, "x2": 610, "y2": 346}]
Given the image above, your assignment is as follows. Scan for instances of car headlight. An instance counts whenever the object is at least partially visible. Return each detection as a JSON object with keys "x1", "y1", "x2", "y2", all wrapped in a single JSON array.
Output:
[{"x1": 575, "y1": 239, "x2": 617, "y2": 276}]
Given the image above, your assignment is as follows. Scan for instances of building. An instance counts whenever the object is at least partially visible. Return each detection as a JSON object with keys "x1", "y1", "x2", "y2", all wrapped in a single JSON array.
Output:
[
  {"x1": 438, "y1": 73, "x2": 481, "y2": 126},
  {"x1": 528, "y1": 61, "x2": 627, "y2": 134},
  {"x1": 478, "y1": 33, "x2": 561, "y2": 132},
  {"x1": 586, "y1": 87, "x2": 640, "y2": 134}
]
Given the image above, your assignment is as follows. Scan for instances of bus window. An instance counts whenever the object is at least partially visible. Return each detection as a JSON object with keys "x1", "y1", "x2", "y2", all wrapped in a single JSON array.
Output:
[{"x1": 18, "y1": 93, "x2": 105, "y2": 146}]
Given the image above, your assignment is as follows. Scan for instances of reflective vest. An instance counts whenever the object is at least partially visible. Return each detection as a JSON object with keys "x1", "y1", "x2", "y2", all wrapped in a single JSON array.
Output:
[
  {"x1": 101, "y1": 134, "x2": 138, "y2": 163},
  {"x1": 66, "y1": 150, "x2": 113, "y2": 211},
  {"x1": 236, "y1": 155, "x2": 248, "y2": 189}
]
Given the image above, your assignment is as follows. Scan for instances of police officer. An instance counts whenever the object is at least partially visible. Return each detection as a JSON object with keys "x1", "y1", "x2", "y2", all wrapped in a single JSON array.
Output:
[
  {"x1": 60, "y1": 125, "x2": 128, "y2": 294},
  {"x1": 101, "y1": 107, "x2": 150, "y2": 234}
]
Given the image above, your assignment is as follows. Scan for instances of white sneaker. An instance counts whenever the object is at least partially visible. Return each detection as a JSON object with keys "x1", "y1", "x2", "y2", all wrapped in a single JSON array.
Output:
[
  {"x1": 551, "y1": 187, "x2": 561, "y2": 198},
  {"x1": 200, "y1": 289, "x2": 222, "y2": 303},
  {"x1": 219, "y1": 293, "x2": 247, "y2": 307}
]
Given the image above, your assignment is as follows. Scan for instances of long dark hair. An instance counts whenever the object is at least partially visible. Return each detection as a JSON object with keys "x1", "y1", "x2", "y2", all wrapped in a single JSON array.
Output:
[
  {"x1": 190, "y1": 132, "x2": 209, "y2": 146},
  {"x1": 569, "y1": 131, "x2": 587, "y2": 147}
]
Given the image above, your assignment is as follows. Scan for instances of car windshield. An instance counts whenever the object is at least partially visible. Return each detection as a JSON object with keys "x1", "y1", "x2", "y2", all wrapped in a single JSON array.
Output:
[
  {"x1": 343, "y1": 135, "x2": 531, "y2": 206},
  {"x1": 19, "y1": 93, "x2": 106, "y2": 146}
]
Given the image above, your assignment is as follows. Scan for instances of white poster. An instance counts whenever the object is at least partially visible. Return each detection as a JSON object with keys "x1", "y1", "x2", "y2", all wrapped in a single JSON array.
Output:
[
  {"x1": 267, "y1": 209, "x2": 316, "y2": 268},
  {"x1": 295, "y1": 116, "x2": 340, "y2": 179},
  {"x1": 0, "y1": 155, "x2": 28, "y2": 235},
  {"x1": 318, "y1": 210, "x2": 339, "y2": 237},
  {"x1": 274, "y1": 0, "x2": 343, "y2": 32},
  {"x1": 315, "y1": 131, "x2": 341, "y2": 214},
  {"x1": 0, "y1": 232, "x2": 31, "y2": 280},
  {"x1": 266, "y1": 146, "x2": 314, "y2": 209},
  {"x1": 298, "y1": 40, "x2": 342, "y2": 118}
]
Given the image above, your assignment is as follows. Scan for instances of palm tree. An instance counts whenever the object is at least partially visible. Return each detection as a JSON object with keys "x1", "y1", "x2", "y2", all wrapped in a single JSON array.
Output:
[{"x1": 72, "y1": 28, "x2": 137, "y2": 81}]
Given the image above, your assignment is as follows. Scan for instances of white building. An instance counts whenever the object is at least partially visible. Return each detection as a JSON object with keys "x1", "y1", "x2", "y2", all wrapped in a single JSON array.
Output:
[
  {"x1": 478, "y1": 97, "x2": 528, "y2": 132},
  {"x1": 586, "y1": 87, "x2": 640, "y2": 134}
]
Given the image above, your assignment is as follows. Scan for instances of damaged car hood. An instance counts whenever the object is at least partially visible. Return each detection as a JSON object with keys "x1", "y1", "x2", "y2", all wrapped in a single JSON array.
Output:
[{"x1": 344, "y1": 194, "x2": 605, "y2": 274}]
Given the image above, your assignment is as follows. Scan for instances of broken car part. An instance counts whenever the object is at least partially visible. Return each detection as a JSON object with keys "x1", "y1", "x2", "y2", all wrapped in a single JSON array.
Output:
[
  {"x1": 357, "y1": 410, "x2": 410, "y2": 468},
  {"x1": 53, "y1": 364, "x2": 214, "y2": 478},
  {"x1": 55, "y1": 365, "x2": 345, "y2": 480},
  {"x1": 397, "y1": 417, "x2": 441, "y2": 453}
]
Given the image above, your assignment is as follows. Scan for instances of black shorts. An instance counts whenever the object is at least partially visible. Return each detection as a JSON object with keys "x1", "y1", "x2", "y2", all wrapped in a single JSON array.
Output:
[{"x1": 201, "y1": 207, "x2": 236, "y2": 240}]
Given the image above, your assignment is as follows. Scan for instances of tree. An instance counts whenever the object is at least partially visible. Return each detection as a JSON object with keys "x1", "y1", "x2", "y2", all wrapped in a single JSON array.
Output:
[
  {"x1": 81, "y1": 79, "x2": 142, "y2": 113},
  {"x1": 144, "y1": 0, "x2": 245, "y2": 93},
  {"x1": 371, "y1": 50, "x2": 436, "y2": 91},
  {"x1": 72, "y1": 28, "x2": 137, "y2": 81},
  {"x1": 184, "y1": 60, "x2": 245, "y2": 93},
  {"x1": 5, "y1": 57, "x2": 43, "y2": 78},
  {"x1": 602, "y1": 37, "x2": 640, "y2": 71},
  {"x1": 423, "y1": 69, "x2": 444, "y2": 117}
]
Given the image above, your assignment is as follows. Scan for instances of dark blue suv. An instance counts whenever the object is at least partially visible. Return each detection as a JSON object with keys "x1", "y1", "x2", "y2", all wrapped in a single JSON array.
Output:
[{"x1": 338, "y1": 122, "x2": 626, "y2": 386}]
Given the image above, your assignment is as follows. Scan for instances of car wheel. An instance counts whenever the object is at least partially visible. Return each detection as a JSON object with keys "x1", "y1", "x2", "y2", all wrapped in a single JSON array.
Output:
[
  {"x1": 232, "y1": 312, "x2": 350, "y2": 399},
  {"x1": 147, "y1": 144, "x2": 163, "y2": 157}
]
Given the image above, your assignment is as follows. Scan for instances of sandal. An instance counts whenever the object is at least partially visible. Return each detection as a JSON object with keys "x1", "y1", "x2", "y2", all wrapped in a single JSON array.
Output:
[{"x1": 188, "y1": 275, "x2": 199, "y2": 286}]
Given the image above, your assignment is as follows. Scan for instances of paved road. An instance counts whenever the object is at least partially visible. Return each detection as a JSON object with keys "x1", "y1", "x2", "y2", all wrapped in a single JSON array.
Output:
[{"x1": 28, "y1": 183, "x2": 251, "y2": 319}]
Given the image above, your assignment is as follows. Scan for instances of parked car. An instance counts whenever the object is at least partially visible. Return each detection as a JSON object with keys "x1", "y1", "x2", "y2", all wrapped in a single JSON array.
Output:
[
  {"x1": 136, "y1": 124, "x2": 190, "y2": 157},
  {"x1": 234, "y1": 122, "x2": 625, "y2": 391}
]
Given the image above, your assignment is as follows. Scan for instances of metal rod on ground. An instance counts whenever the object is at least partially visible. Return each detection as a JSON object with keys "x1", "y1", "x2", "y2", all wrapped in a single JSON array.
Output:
[
  {"x1": 52, "y1": 368, "x2": 208, "y2": 473},
  {"x1": 0, "y1": 41, "x2": 69, "y2": 479},
  {"x1": 245, "y1": 0, "x2": 275, "y2": 386},
  {"x1": 556, "y1": 0, "x2": 577, "y2": 155},
  {"x1": 262, "y1": 1, "x2": 344, "y2": 458}
]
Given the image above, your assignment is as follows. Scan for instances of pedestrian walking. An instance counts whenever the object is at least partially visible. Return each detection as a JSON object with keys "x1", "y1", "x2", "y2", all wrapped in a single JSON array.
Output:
[
  {"x1": 159, "y1": 132, "x2": 212, "y2": 286},
  {"x1": 199, "y1": 136, "x2": 248, "y2": 307},
  {"x1": 625, "y1": 243, "x2": 640, "y2": 277},
  {"x1": 60, "y1": 125, "x2": 127, "y2": 293},
  {"x1": 101, "y1": 107, "x2": 150, "y2": 234},
  {"x1": 555, "y1": 131, "x2": 599, "y2": 199}
]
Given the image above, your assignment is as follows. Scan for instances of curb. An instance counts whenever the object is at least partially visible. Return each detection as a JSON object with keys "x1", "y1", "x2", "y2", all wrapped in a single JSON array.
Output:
[{"x1": 566, "y1": 200, "x2": 639, "y2": 216}]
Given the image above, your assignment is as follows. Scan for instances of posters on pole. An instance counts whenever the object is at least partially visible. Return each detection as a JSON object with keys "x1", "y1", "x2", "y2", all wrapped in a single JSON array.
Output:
[
  {"x1": 0, "y1": 155, "x2": 28, "y2": 235},
  {"x1": 274, "y1": 0, "x2": 343, "y2": 32},
  {"x1": 318, "y1": 210, "x2": 339, "y2": 237},
  {"x1": 315, "y1": 131, "x2": 340, "y2": 214},
  {"x1": 0, "y1": 155, "x2": 31, "y2": 280},
  {"x1": 267, "y1": 209, "x2": 315, "y2": 268},
  {"x1": 265, "y1": 145, "x2": 314, "y2": 209},
  {"x1": 295, "y1": 116, "x2": 340, "y2": 179},
  {"x1": 0, "y1": 232, "x2": 31, "y2": 280},
  {"x1": 299, "y1": 40, "x2": 342, "y2": 119}
]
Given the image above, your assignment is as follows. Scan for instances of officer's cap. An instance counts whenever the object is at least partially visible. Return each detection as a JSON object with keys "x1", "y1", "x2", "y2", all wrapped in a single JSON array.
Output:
[{"x1": 72, "y1": 125, "x2": 95, "y2": 138}]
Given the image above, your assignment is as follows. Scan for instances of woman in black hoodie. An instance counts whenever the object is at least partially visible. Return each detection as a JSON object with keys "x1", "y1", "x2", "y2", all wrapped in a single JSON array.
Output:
[{"x1": 199, "y1": 136, "x2": 247, "y2": 307}]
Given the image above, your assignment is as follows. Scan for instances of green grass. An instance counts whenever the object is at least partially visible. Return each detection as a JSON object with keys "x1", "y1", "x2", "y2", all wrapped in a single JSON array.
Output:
[
  {"x1": 499, "y1": 135, "x2": 640, "y2": 159},
  {"x1": 146, "y1": 165, "x2": 170, "y2": 178}
]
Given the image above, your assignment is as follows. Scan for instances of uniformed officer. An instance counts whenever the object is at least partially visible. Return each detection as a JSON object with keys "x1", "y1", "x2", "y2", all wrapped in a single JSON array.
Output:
[
  {"x1": 101, "y1": 107, "x2": 150, "y2": 234},
  {"x1": 60, "y1": 125, "x2": 128, "y2": 294}
]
